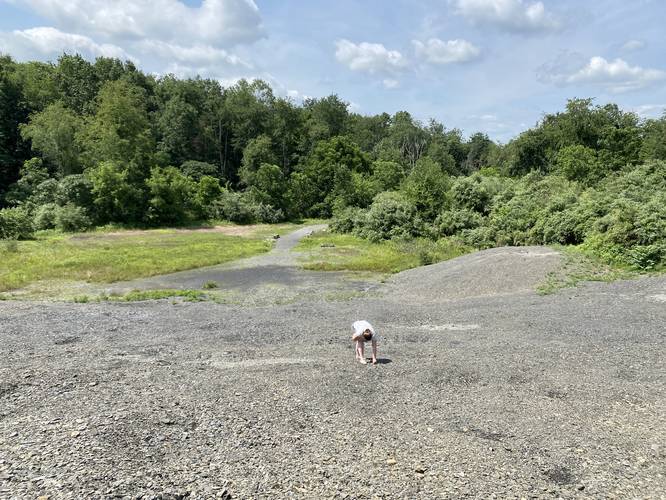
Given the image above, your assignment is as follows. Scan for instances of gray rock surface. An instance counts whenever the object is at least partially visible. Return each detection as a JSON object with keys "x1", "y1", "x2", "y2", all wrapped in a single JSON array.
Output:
[{"x1": 1, "y1": 246, "x2": 665, "y2": 499}]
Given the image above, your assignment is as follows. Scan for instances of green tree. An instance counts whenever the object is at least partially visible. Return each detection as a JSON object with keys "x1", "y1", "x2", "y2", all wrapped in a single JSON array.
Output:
[
  {"x1": 239, "y1": 135, "x2": 277, "y2": 186},
  {"x1": 156, "y1": 95, "x2": 198, "y2": 166},
  {"x1": 146, "y1": 166, "x2": 196, "y2": 224},
  {"x1": 54, "y1": 54, "x2": 99, "y2": 114},
  {"x1": 20, "y1": 101, "x2": 83, "y2": 176},
  {"x1": 303, "y1": 95, "x2": 349, "y2": 148},
  {"x1": 247, "y1": 163, "x2": 287, "y2": 210},
  {"x1": 371, "y1": 160, "x2": 405, "y2": 191},
  {"x1": 86, "y1": 160, "x2": 145, "y2": 223},
  {"x1": 79, "y1": 79, "x2": 153, "y2": 177},
  {"x1": 401, "y1": 157, "x2": 450, "y2": 220},
  {"x1": 555, "y1": 145, "x2": 600, "y2": 184}
]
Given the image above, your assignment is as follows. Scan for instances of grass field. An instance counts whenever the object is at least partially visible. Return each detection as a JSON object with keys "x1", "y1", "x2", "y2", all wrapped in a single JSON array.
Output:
[
  {"x1": 296, "y1": 231, "x2": 472, "y2": 274},
  {"x1": 0, "y1": 222, "x2": 308, "y2": 293}
]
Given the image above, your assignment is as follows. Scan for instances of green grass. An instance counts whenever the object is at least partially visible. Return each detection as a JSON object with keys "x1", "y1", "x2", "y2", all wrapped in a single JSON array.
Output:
[
  {"x1": 296, "y1": 231, "x2": 472, "y2": 274},
  {"x1": 0, "y1": 229, "x2": 274, "y2": 292},
  {"x1": 111, "y1": 289, "x2": 208, "y2": 302},
  {"x1": 537, "y1": 245, "x2": 637, "y2": 295}
]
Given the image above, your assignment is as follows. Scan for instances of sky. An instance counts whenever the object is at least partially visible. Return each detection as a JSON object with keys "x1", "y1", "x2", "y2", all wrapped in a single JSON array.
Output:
[{"x1": 1, "y1": 0, "x2": 665, "y2": 142}]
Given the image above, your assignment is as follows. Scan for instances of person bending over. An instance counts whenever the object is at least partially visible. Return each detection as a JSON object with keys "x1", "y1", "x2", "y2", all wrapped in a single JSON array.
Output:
[{"x1": 352, "y1": 320, "x2": 378, "y2": 365}]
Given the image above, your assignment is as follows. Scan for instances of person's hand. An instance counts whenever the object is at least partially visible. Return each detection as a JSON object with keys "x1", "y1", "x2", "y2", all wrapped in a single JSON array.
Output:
[{"x1": 372, "y1": 358, "x2": 377, "y2": 365}]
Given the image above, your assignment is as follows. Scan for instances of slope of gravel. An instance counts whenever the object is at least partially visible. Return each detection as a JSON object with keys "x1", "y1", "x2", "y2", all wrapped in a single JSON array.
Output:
[
  {"x1": 388, "y1": 246, "x2": 562, "y2": 302},
  {"x1": 1, "y1": 248, "x2": 665, "y2": 499}
]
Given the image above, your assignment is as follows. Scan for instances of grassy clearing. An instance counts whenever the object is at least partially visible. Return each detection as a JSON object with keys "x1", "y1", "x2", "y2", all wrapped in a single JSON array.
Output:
[
  {"x1": 537, "y1": 246, "x2": 637, "y2": 295},
  {"x1": 0, "y1": 226, "x2": 288, "y2": 292},
  {"x1": 111, "y1": 289, "x2": 209, "y2": 302},
  {"x1": 296, "y1": 231, "x2": 472, "y2": 274}
]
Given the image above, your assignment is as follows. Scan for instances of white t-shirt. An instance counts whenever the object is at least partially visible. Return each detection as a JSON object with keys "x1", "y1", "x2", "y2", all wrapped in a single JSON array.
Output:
[{"x1": 352, "y1": 320, "x2": 378, "y2": 342}]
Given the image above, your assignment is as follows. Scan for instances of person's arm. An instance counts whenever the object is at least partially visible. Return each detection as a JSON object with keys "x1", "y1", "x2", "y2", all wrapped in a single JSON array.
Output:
[{"x1": 371, "y1": 339, "x2": 378, "y2": 363}]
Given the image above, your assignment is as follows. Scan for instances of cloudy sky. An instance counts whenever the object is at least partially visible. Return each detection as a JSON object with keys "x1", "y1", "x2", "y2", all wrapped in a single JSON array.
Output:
[{"x1": 1, "y1": 0, "x2": 665, "y2": 141}]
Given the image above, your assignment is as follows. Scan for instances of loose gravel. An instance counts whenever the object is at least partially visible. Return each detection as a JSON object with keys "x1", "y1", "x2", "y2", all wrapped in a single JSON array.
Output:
[{"x1": 1, "y1": 246, "x2": 665, "y2": 499}]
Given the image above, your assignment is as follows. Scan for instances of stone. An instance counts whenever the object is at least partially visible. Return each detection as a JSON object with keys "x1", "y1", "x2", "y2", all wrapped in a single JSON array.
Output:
[{"x1": 386, "y1": 458, "x2": 397, "y2": 466}]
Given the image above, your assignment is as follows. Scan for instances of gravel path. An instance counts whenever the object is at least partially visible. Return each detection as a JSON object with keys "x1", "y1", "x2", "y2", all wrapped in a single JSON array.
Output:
[
  {"x1": 1, "y1": 247, "x2": 665, "y2": 499},
  {"x1": 108, "y1": 225, "x2": 332, "y2": 293}
]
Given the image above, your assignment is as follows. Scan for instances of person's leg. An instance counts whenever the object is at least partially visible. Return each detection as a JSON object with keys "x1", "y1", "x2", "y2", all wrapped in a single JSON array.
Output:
[
  {"x1": 371, "y1": 340, "x2": 378, "y2": 364},
  {"x1": 355, "y1": 340, "x2": 362, "y2": 360},
  {"x1": 358, "y1": 341, "x2": 367, "y2": 364}
]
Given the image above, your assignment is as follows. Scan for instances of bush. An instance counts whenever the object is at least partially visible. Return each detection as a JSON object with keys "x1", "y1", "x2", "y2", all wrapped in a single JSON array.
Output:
[
  {"x1": 331, "y1": 206, "x2": 367, "y2": 234},
  {"x1": 353, "y1": 191, "x2": 422, "y2": 242},
  {"x1": 54, "y1": 204, "x2": 92, "y2": 232},
  {"x1": 0, "y1": 207, "x2": 34, "y2": 240},
  {"x1": 33, "y1": 203, "x2": 59, "y2": 230},
  {"x1": 436, "y1": 208, "x2": 484, "y2": 236},
  {"x1": 450, "y1": 175, "x2": 491, "y2": 213},
  {"x1": 254, "y1": 203, "x2": 285, "y2": 224},
  {"x1": 146, "y1": 166, "x2": 197, "y2": 225},
  {"x1": 211, "y1": 191, "x2": 258, "y2": 224},
  {"x1": 56, "y1": 175, "x2": 94, "y2": 210},
  {"x1": 193, "y1": 176, "x2": 224, "y2": 219},
  {"x1": 180, "y1": 160, "x2": 219, "y2": 181}
]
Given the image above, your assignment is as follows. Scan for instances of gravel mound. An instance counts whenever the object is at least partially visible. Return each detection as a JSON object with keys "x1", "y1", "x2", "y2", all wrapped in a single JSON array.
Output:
[{"x1": 389, "y1": 246, "x2": 561, "y2": 302}]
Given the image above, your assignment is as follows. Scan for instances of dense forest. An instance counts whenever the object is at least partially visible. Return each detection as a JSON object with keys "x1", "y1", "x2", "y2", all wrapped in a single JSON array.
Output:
[{"x1": 1, "y1": 54, "x2": 664, "y2": 270}]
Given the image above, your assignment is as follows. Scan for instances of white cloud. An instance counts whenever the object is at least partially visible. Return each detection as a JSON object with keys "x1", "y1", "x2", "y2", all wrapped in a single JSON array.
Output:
[
  {"x1": 538, "y1": 55, "x2": 666, "y2": 93},
  {"x1": 413, "y1": 38, "x2": 480, "y2": 64},
  {"x1": 335, "y1": 39, "x2": 408, "y2": 74},
  {"x1": 383, "y1": 79, "x2": 400, "y2": 89},
  {"x1": 0, "y1": 26, "x2": 133, "y2": 61},
  {"x1": 135, "y1": 39, "x2": 250, "y2": 68},
  {"x1": 8, "y1": 0, "x2": 264, "y2": 47},
  {"x1": 631, "y1": 104, "x2": 665, "y2": 118},
  {"x1": 621, "y1": 40, "x2": 645, "y2": 52},
  {"x1": 453, "y1": 0, "x2": 562, "y2": 33}
]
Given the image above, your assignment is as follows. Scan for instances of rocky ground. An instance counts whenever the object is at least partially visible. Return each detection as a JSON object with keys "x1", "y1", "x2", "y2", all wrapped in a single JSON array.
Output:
[{"x1": 1, "y1": 243, "x2": 665, "y2": 499}]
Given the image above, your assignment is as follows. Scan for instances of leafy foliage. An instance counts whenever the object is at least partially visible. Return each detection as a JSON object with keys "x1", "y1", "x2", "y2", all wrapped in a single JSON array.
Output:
[{"x1": 0, "y1": 53, "x2": 663, "y2": 270}]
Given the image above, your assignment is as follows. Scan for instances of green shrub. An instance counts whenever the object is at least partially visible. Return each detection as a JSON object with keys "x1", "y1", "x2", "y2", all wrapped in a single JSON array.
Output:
[
  {"x1": 146, "y1": 166, "x2": 197, "y2": 225},
  {"x1": 0, "y1": 207, "x2": 34, "y2": 240},
  {"x1": 56, "y1": 175, "x2": 94, "y2": 210},
  {"x1": 211, "y1": 191, "x2": 261, "y2": 224},
  {"x1": 33, "y1": 203, "x2": 59, "y2": 230},
  {"x1": 54, "y1": 204, "x2": 92, "y2": 232},
  {"x1": 436, "y1": 208, "x2": 484, "y2": 236},
  {"x1": 180, "y1": 160, "x2": 219, "y2": 181},
  {"x1": 331, "y1": 206, "x2": 367, "y2": 234},
  {"x1": 354, "y1": 191, "x2": 422, "y2": 242},
  {"x1": 450, "y1": 175, "x2": 491, "y2": 213}
]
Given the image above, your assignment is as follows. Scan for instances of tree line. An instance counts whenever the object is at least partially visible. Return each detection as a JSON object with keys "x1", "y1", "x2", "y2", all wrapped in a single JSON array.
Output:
[{"x1": 1, "y1": 53, "x2": 664, "y2": 269}]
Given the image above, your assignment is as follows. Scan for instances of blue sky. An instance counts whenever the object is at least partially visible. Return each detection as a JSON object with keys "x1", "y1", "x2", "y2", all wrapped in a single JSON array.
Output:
[{"x1": 1, "y1": 0, "x2": 665, "y2": 142}]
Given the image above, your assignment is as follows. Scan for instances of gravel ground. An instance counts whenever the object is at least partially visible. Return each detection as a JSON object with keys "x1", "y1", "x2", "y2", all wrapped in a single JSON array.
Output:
[{"x1": 1, "y1": 246, "x2": 665, "y2": 499}]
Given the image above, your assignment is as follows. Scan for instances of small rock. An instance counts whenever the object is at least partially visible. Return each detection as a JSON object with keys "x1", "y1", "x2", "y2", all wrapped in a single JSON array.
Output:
[
  {"x1": 427, "y1": 427, "x2": 434, "y2": 433},
  {"x1": 386, "y1": 458, "x2": 397, "y2": 466},
  {"x1": 70, "y1": 431, "x2": 80, "y2": 438},
  {"x1": 577, "y1": 484, "x2": 585, "y2": 491},
  {"x1": 415, "y1": 466, "x2": 426, "y2": 474},
  {"x1": 88, "y1": 382, "x2": 98, "y2": 387},
  {"x1": 160, "y1": 418, "x2": 174, "y2": 425}
]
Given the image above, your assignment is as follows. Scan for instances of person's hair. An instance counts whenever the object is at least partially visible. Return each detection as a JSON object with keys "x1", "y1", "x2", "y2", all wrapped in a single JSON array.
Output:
[{"x1": 363, "y1": 330, "x2": 373, "y2": 341}]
